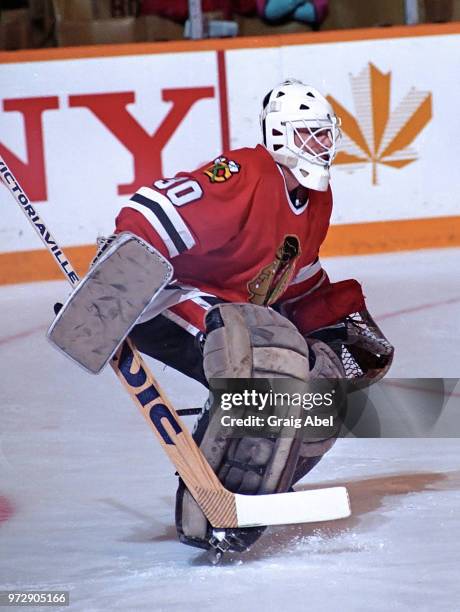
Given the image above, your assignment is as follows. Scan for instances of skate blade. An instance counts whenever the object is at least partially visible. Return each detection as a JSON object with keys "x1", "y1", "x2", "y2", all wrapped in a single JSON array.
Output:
[{"x1": 207, "y1": 548, "x2": 223, "y2": 565}]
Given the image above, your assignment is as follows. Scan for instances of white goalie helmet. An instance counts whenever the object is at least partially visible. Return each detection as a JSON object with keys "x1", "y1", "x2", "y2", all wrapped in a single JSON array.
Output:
[{"x1": 260, "y1": 79, "x2": 341, "y2": 191}]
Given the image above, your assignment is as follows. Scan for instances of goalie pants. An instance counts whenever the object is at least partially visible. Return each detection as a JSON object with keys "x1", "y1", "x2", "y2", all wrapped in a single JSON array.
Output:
[{"x1": 129, "y1": 298, "x2": 219, "y2": 387}]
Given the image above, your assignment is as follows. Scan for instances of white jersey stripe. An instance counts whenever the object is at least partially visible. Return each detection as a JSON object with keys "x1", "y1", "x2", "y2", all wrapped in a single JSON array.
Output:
[
  {"x1": 137, "y1": 186, "x2": 196, "y2": 250},
  {"x1": 280, "y1": 270, "x2": 328, "y2": 312},
  {"x1": 138, "y1": 284, "x2": 215, "y2": 324},
  {"x1": 191, "y1": 296, "x2": 215, "y2": 309},
  {"x1": 162, "y1": 309, "x2": 201, "y2": 336},
  {"x1": 290, "y1": 259, "x2": 322, "y2": 285},
  {"x1": 125, "y1": 201, "x2": 180, "y2": 258}
]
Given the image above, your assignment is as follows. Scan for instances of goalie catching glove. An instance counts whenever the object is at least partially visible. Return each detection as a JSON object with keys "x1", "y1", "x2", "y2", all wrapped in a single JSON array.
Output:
[{"x1": 289, "y1": 279, "x2": 394, "y2": 389}]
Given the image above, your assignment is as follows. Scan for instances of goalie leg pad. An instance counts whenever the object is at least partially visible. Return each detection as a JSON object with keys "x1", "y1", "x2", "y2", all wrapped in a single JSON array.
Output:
[
  {"x1": 176, "y1": 401, "x2": 303, "y2": 552},
  {"x1": 176, "y1": 303, "x2": 310, "y2": 552},
  {"x1": 307, "y1": 338, "x2": 345, "y2": 378},
  {"x1": 203, "y1": 303, "x2": 311, "y2": 379},
  {"x1": 47, "y1": 232, "x2": 173, "y2": 374},
  {"x1": 290, "y1": 437, "x2": 337, "y2": 486}
]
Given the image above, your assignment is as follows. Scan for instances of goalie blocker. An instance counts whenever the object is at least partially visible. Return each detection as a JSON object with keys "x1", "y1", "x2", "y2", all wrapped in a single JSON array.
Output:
[{"x1": 47, "y1": 232, "x2": 173, "y2": 374}]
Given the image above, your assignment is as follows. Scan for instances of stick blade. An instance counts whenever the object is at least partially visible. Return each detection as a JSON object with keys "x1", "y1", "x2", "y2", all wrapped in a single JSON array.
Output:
[{"x1": 234, "y1": 486, "x2": 351, "y2": 528}]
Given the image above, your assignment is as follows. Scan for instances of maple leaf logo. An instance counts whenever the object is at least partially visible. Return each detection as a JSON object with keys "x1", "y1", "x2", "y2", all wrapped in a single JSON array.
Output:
[{"x1": 327, "y1": 63, "x2": 432, "y2": 185}]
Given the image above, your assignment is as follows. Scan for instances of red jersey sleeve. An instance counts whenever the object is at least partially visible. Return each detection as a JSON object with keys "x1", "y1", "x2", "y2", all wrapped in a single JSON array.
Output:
[
  {"x1": 286, "y1": 279, "x2": 366, "y2": 336},
  {"x1": 115, "y1": 151, "x2": 257, "y2": 259}
]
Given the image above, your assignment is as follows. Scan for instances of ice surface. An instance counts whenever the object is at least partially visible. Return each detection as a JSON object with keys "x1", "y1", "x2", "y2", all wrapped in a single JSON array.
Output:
[{"x1": 0, "y1": 248, "x2": 459, "y2": 611}]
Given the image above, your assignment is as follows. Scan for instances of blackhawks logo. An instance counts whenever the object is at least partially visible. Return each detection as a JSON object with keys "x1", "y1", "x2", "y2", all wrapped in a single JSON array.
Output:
[
  {"x1": 248, "y1": 236, "x2": 300, "y2": 306},
  {"x1": 204, "y1": 156, "x2": 240, "y2": 183}
]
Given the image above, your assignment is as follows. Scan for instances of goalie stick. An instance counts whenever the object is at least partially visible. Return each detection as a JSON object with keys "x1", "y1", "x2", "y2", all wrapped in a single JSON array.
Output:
[{"x1": 0, "y1": 156, "x2": 351, "y2": 528}]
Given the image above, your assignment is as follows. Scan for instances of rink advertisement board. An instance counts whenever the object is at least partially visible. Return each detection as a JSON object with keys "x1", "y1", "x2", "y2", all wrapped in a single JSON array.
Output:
[{"x1": 1, "y1": 23, "x2": 460, "y2": 283}]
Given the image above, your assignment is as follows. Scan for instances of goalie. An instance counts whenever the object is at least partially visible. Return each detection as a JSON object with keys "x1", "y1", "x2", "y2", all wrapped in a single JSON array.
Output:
[{"x1": 95, "y1": 79, "x2": 394, "y2": 553}]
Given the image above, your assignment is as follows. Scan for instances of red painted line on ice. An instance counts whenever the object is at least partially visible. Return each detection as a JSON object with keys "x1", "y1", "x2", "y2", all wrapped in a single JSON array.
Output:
[
  {"x1": 0, "y1": 324, "x2": 47, "y2": 346},
  {"x1": 0, "y1": 495, "x2": 14, "y2": 524},
  {"x1": 376, "y1": 296, "x2": 460, "y2": 321}
]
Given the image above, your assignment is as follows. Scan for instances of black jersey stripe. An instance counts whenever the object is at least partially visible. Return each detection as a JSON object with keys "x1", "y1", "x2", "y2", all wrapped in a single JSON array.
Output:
[
  {"x1": 130, "y1": 192, "x2": 188, "y2": 254},
  {"x1": 200, "y1": 296, "x2": 225, "y2": 307}
]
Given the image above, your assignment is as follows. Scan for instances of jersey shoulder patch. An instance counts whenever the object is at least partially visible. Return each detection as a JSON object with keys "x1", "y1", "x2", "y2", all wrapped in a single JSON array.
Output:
[{"x1": 203, "y1": 156, "x2": 240, "y2": 183}]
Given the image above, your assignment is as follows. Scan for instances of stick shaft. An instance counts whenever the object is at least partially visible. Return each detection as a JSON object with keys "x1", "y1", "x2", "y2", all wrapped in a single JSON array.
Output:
[{"x1": 0, "y1": 159, "x2": 79, "y2": 287}]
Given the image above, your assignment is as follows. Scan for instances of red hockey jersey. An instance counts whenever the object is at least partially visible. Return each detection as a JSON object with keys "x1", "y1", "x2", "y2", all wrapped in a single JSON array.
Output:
[{"x1": 115, "y1": 145, "x2": 337, "y2": 333}]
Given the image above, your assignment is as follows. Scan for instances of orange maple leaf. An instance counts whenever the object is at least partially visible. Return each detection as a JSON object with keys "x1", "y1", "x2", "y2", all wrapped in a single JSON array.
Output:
[{"x1": 327, "y1": 63, "x2": 432, "y2": 185}]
